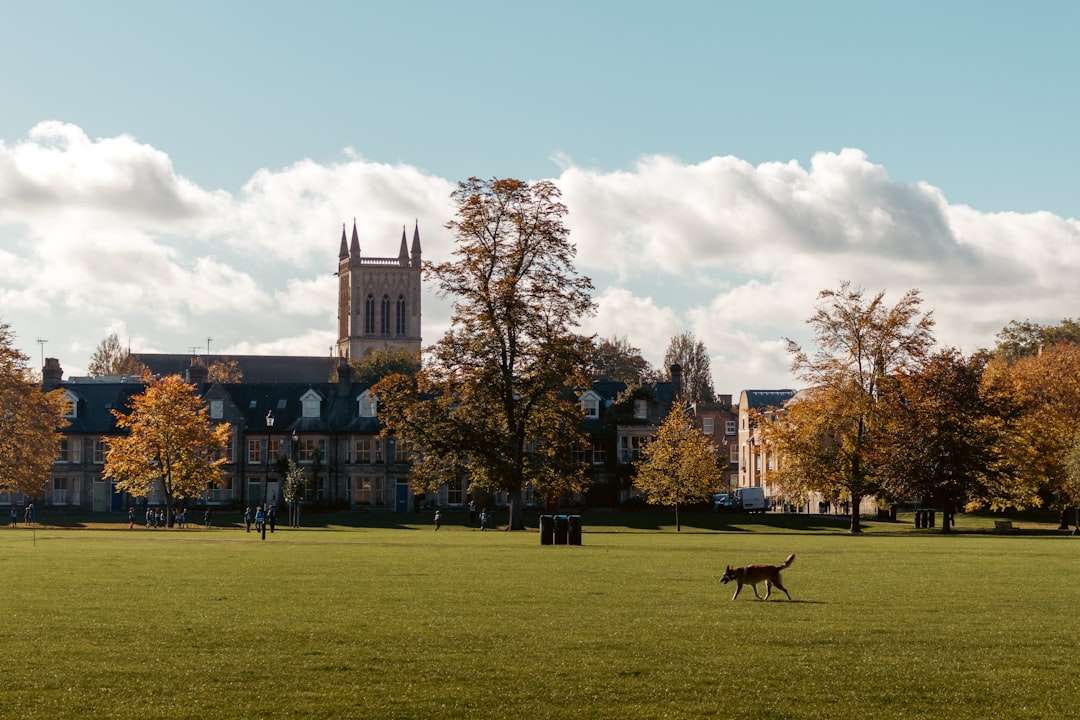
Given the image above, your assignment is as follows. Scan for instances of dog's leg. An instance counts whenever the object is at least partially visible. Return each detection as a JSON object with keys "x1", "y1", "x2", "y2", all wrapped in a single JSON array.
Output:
[
  {"x1": 764, "y1": 580, "x2": 772, "y2": 601},
  {"x1": 774, "y1": 576, "x2": 792, "y2": 601},
  {"x1": 731, "y1": 582, "x2": 742, "y2": 601},
  {"x1": 751, "y1": 583, "x2": 762, "y2": 600}
]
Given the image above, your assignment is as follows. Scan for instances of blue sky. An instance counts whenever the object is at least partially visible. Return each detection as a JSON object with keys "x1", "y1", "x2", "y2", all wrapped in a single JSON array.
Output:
[
  {"x1": 1, "y1": 2, "x2": 1078, "y2": 391},
  {"x1": 4, "y1": 1, "x2": 1077, "y2": 214}
]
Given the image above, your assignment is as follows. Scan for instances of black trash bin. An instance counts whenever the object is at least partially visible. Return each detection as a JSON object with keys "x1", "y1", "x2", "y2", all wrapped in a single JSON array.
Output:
[
  {"x1": 539, "y1": 514, "x2": 554, "y2": 545},
  {"x1": 553, "y1": 514, "x2": 569, "y2": 545},
  {"x1": 568, "y1": 515, "x2": 582, "y2": 545}
]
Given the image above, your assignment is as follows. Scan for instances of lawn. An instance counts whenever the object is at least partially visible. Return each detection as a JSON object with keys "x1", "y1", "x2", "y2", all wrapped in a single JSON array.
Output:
[{"x1": 1, "y1": 512, "x2": 1077, "y2": 719}]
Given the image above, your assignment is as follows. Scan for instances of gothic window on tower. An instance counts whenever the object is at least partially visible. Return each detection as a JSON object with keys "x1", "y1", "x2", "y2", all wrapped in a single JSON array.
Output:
[
  {"x1": 396, "y1": 295, "x2": 407, "y2": 335},
  {"x1": 364, "y1": 294, "x2": 375, "y2": 334},
  {"x1": 380, "y1": 295, "x2": 390, "y2": 335}
]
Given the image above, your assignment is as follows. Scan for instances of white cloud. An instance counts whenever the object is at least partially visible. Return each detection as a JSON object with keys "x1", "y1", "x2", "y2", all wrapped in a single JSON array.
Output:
[{"x1": 3, "y1": 121, "x2": 1079, "y2": 393}]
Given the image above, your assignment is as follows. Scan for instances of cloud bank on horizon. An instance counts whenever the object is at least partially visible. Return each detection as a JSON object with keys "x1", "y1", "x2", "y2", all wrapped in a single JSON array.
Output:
[{"x1": 2, "y1": 121, "x2": 1078, "y2": 392}]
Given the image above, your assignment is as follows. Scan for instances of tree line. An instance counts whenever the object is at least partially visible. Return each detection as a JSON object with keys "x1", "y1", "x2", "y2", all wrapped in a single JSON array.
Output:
[{"x1": 759, "y1": 285, "x2": 1080, "y2": 534}]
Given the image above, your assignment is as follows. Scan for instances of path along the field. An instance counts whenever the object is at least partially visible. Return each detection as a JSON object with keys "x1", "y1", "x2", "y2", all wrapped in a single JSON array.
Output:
[{"x1": 2, "y1": 516, "x2": 1077, "y2": 719}]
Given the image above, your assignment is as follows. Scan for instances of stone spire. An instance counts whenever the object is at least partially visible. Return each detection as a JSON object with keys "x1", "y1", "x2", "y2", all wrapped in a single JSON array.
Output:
[
  {"x1": 398, "y1": 225, "x2": 410, "y2": 266},
  {"x1": 349, "y1": 218, "x2": 360, "y2": 257},
  {"x1": 410, "y1": 220, "x2": 422, "y2": 268},
  {"x1": 338, "y1": 223, "x2": 349, "y2": 260}
]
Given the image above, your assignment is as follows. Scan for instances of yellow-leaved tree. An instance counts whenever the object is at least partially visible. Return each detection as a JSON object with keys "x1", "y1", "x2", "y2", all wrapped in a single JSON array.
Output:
[
  {"x1": 104, "y1": 375, "x2": 231, "y2": 523},
  {"x1": 633, "y1": 399, "x2": 720, "y2": 531},
  {"x1": 0, "y1": 321, "x2": 67, "y2": 498}
]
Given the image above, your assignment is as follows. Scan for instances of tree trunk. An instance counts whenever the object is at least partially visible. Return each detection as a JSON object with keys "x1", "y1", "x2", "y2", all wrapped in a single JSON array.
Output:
[
  {"x1": 675, "y1": 502, "x2": 681, "y2": 532},
  {"x1": 506, "y1": 486, "x2": 525, "y2": 530},
  {"x1": 941, "y1": 500, "x2": 952, "y2": 534},
  {"x1": 1059, "y1": 508, "x2": 1071, "y2": 531},
  {"x1": 849, "y1": 492, "x2": 862, "y2": 535}
]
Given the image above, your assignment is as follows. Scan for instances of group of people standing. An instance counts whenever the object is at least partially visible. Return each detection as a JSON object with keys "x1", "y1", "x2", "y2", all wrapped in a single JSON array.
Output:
[
  {"x1": 243, "y1": 505, "x2": 277, "y2": 535},
  {"x1": 8, "y1": 503, "x2": 33, "y2": 527},
  {"x1": 130, "y1": 506, "x2": 211, "y2": 529}
]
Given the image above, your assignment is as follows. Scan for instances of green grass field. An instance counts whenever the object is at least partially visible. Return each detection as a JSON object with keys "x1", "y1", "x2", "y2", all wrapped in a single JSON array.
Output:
[{"x1": 2, "y1": 512, "x2": 1078, "y2": 719}]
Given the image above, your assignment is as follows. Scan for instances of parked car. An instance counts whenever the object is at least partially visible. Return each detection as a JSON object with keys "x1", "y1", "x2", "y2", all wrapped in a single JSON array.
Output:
[
  {"x1": 712, "y1": 493, "x2": 737, "y2": 512},
  {"x1": 735, "y1": 487, "x2": 767, "y2": 514}
]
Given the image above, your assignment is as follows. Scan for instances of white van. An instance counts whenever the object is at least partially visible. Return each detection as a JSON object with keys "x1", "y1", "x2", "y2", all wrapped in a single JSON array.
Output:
[{"x1": 735, "y1": 487, "x2": 767, "y2": 514}]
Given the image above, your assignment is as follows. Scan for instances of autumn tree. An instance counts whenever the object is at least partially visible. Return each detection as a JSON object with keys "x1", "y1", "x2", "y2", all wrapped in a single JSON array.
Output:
[
  {"x1": 993, "y1": 318, "x2": 1080, "y2": 361},
  {"x1": 374, "y1": 177, "x2": 595, "y2": 530},
  {"x1": 663, "y1": 331, "x2": 715, "y2": 402},
  {"x1": 1063, "y1": 433, "x2": 1080, "y2": 532},
  {"x1": 633, "y1": 399, "x2": 720, "y2": 531},
  {"x1": 590, "y1": 336, "x2": 656, "y2": 384},
  {"x1": 981, "y1": 342, "x2": 1080, "y2": 528},
  {"x1": 767, "y1": 283, "x2": 935, "y2": 534},
  {"x1": 0, "y1": 321, "x2": 67, "y2": 498},
  {"x1": 347, "y1": 347, "x2": 421, "y2": 385},
  {"x1": 207, "y1": 358, "x2": 243, "y2": 383},
  {"x1": 104, "y1": 375, "x2": 231, "y2": 524},
  {"x1": 873, "y1": 349, "x2": 1004, "y2": 532},
  {"x1": 87, "y1": 333, "x2": 146, "y2": 377}
]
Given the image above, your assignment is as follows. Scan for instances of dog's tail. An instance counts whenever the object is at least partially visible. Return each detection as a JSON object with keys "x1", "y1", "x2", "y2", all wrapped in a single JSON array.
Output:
[{"x1": 781, "y1": 553, "x2": 795, "y2": 568}]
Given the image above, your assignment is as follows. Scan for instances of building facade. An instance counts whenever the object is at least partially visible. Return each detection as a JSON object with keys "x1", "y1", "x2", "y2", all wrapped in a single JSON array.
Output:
[{"x1": 336, "y1": 220, "x2": 423, "y2": 360}]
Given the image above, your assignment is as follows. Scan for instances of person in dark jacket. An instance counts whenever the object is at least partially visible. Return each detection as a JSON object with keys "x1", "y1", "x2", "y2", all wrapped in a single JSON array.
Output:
[
  {"x1": 267, "y1": 505, "x2": 277, "y2": 533},
  {"x1": 244, "y1": 506, "x2": 252, "y2": 533}
]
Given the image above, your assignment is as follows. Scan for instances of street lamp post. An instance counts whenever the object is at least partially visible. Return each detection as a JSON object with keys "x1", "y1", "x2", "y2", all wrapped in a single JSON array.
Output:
[
  {"x1": 264, "y1": 410, "x2": 274, "y2": 541},
  {"x1": 291, "y1": 429, "x2": 299, "y2": 527}
]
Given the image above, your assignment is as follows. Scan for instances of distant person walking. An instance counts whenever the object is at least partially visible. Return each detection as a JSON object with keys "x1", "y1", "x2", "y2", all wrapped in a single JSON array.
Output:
[
  {"x1": 24, "y1": 503, "x2": 34, "y2": 526},
  {"x1": 434, "y1": 509, "x2": 442, "y2": 531},
  {"x1": 268, "y1": 505, "x2": 276, "y2": 533},
  {"x1": 9, "y1": 505, "x2": 17, "y2": 528},
  {"x1": 244, "y1": 506, "x2": 253, "y2": 533},
  {"x1": 203, "y1": 508, "x2": 212, "y2": 528},
  {"x1": 255, "y1": 506, "x2": 266, "y2": 540},
  {"x1": 479, "y1": 509, "x2": 488, "y2": 532},
  {"x1": 128, "y1": 507, "x2": 134, "y2": 529},
  {"x1": 468, "y1": 500, "x2": 477, "y2": 527}
]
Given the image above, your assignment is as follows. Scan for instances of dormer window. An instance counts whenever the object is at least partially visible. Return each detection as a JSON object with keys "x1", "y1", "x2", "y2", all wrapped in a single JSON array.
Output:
[
  {"x1": 300, "y1": 390, "x2": 322, "y2": 418},
  {"x1": 61, "y1": 390, "x2": 78, "y2": 419},
  {"x1": 634, "y1": 399, "x2": 648, "y2": 420},
  {"x1": 209, "y1": 399, "x2": 223, "y2": 419},
  {"x1": 358, "y1": 390, "x2": 378, "y2": 418},
  {"x1": 579, "y1": 391, "x2": 600, "y2": 419}
]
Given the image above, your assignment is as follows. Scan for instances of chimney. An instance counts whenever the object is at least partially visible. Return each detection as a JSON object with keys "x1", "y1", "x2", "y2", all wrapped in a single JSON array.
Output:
[
  {"x1": 336, "y1": 356, "x2": 353, "y2": 396},
  {"x1": 43, "y1": 357, "x2": 63, "y2": 390},
  {"x1": 187, "y1": 357, "x2": 208, "y2": 384},
  {"x1": 670, "y1": 363, "x2": 683, "y2": 397},
  {"x1": 717, "y1": 394, "x2": 732, "y2": 408}
]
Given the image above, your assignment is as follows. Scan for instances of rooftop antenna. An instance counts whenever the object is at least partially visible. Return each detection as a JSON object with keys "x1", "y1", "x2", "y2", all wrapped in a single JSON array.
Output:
[
  {"x1": 207, "y1": 337, "x2": 213, "y2": 355},
  {"x1": 35, "y1": 338, "x2": 47, "y2": 368},
  {"x1": 189, "y1": 345, "x2": 200, "y2": 356}
]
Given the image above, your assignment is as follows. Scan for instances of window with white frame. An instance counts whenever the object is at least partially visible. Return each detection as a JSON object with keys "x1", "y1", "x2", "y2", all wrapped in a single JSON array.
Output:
[
  {"x1": 620, "y1": 435, "x2": 648, "y2": 463},
  {"x1": 93, "y1": 439, "x2": 106, "y2": 464},
  {"x1": 374, "y1": 439, "x2": 383, "y2": 464},
  {"x1": 209, "y1": 399, "x2": 223, "y2": 419},
  {"x1": 57, "y1": 437, "x2": 80, "y2": 463},
  {"x1": 248, "y1": 438, "x2": 262, "y2": 464},
  {"x1": 355, "y1": 437, "x2": 371, "y2": 463},
  {"x1": 374, "y1": 477, "x2": 385, "y2": 506},
  {"x1": 357, "y1": 478, "x2": 372, "y2": 504},
  {"x1": 53, "y1": 476, "x2": 69, "y2": 504},
  {"x1": 61, "y1": 391, "x2": 78, "y2": 419},
  {"x1": 580, "y1": 393, "x2": 599, "y2": 418},
  {"x1": 394, "y1": 438, "x2": 413, "y2": 463},
  {"x1": 726, "y1": 420, "x2": 737, "y2": 435},
  {"x1": 592, "y1": 440, "x2": 606, "y2": 464},
  {"x1": 703, "y1": 417, "x2": 715, "y2": 434},
  {"x1": 299, "y1": 437, "x2": 326, "y2": 464},
  {"x1": 633, "y1": 399, "x2": 648, "y2": 419},
  {"x1": 574, "y1": 443, "x2": 590, "y2": 465},
  {"x1": 729, "y1": 443, "x2": 739, "y2": 463},
  {"x1": 357, "y1": 391, "x2": 377, "y2": 417},
  {"x1": 300, "y1": 390, "x2": 321, "y2": 418},
  {"x1": 447, "y1": 478, "x2": 464, "y2": 505}
]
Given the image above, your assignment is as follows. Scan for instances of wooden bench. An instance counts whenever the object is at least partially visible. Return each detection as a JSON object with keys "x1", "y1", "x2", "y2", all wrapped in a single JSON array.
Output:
[{"x1": 993, "y1": 520, "x2": 1015, "y2": 532}]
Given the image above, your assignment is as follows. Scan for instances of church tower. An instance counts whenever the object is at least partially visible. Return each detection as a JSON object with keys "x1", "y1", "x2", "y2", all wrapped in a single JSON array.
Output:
[{"x1": 336, "y1": 219, "x2": 423, "y2": 360}]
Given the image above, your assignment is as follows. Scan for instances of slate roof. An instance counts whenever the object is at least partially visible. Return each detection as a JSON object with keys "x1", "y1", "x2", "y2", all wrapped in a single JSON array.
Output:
[
  {"x1": 133, "y1": 354, "x2": 337, "y2": 384},
  {"x1": 742, "y1": 389, "x2": 797, "y2": 409},
  {"x1": 59, "y1": 383, "x2": 146, "y2": 434}
]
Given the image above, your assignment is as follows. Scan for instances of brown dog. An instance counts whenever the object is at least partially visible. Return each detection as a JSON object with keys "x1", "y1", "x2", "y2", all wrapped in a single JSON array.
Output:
[{"x1": 720, "y1": 554, "x2": 795, "y2": 601}]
